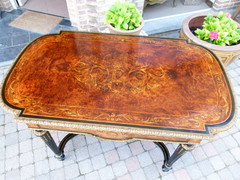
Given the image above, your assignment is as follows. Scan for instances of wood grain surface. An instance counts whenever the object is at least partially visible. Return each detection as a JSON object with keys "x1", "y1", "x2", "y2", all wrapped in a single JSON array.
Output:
[{"x1": 2, "y1": 31, "x2": 234, "y2": 135}]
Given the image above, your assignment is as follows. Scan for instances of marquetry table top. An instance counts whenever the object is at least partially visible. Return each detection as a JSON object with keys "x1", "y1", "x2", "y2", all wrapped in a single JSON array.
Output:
[{"x1": 0, "y1": 31, "x2": 235, "y2": 143}]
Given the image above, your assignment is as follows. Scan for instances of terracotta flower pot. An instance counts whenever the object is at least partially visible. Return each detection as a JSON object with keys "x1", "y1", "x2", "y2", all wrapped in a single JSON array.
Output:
[
  {"x1": 107, "y1": 20, "x2": 144, "y2": 36},
  {"x1": 180, "y1": 14, "x2": 240, "y2": 66}
]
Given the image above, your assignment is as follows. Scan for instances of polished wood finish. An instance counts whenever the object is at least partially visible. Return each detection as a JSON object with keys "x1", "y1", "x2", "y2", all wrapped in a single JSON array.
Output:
[{"x1": 1, "y1": 31, "x2": 235, "y2": 142}]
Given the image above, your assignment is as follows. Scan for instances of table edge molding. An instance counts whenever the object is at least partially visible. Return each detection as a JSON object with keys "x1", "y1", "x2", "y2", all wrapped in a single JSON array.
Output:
[{"x1": 17, "y1": 118, "x2": 213, "y2": 140}]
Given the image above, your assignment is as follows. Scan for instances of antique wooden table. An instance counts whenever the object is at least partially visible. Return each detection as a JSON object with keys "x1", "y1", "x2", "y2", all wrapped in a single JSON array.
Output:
[{"x1": 0, "y1": 31, "x2": 236, "y2": 171}]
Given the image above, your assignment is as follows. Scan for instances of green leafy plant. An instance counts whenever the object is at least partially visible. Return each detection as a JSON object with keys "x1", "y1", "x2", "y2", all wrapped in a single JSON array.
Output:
[
  {"x1": 105, "y1": 1, "x2": 143, "y2": 31},
  {"x1": 194, "y1": 12, "x2": 240, "y2": 46}
]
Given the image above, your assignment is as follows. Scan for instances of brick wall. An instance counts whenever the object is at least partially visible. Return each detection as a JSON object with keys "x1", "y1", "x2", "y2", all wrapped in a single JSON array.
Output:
[
  {"x1": 66, "y1": 0, "x2": 145, "y2": 32},
  {"x1": 0, "y1": 0, "x2": 14, "y2": 11},
  {"x1": 208, "y1": 0, "x2": 240, "y2": 10}
]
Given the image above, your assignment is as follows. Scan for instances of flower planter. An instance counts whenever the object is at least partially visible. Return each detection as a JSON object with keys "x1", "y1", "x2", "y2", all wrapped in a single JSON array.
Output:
[
  {"x1": 180, "y1": 14, "x2": 240, "y2": 66},
  {"x1": 107, "y1": 20, "x2": 144, "y2": 36}
]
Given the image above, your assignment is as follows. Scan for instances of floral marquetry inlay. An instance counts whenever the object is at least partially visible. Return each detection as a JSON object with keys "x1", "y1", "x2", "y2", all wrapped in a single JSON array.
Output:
[
  {"x1": 70, "y1": 55, "x2": 165, "y2": 93},
  {"x1": 1, "y1": 31, "x2": 235, "y2": 136}
]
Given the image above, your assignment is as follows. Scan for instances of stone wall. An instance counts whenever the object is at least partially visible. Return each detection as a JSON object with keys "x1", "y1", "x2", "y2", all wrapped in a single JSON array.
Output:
[
  {"x1": 66, "y1": 0, "x2": 145, "y2": 32},
  {"x1": 0, "y1": 0, "x2": 14, "y2": 11}
]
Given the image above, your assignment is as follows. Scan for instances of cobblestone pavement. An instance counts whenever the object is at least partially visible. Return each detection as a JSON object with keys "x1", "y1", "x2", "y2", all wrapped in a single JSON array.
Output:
[{"x1": 1, "y1": 8, "x2": 240, "y2": 180}]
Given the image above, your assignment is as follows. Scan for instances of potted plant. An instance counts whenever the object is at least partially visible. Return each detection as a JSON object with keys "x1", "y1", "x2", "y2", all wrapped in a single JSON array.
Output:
[
  {"x1": 180, "y1": 12, "x2": 240, "y2": 65},
  {"x1": 105, "y1": 1, "x2": 144, "y2": 35}
]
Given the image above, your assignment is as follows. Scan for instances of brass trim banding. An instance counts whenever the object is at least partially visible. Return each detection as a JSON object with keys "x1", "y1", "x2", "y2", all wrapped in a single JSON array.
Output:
[
  {"x1": 181, "y1": 144, "x2": 196, "y2": 151},
  {"x1": 16, "y1": 118, "x2": 213, "y2": 140},
  {"x1": 33, "y1": 130, "x2": 47, "y2": 136}
]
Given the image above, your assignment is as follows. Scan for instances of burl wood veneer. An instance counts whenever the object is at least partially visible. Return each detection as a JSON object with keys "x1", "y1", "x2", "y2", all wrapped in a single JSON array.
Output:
[{"x1": 1, "y1": 31, "x2": 235, "y2": 143}]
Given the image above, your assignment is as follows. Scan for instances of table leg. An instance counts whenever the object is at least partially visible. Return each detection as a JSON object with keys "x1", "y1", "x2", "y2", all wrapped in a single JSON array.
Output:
[
  {"x1": 173, "y1": 0, "x2": 177, "y2": 7},
  {"x1": 33, "y1": 131, "x2": 195, "y2": 171},
  {"x1": 58, "y1": 134, "x2": 78, "y2": 153},
  {"x1": 155, "y1": 142, "x2": 195, "y2": 172},
  {"x1": 33, "y1": 130, "x2": 65, "y2": 160}
]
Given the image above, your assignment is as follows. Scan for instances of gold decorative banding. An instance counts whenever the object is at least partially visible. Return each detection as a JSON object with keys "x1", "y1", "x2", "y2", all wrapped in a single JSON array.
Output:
[
  {"x1": 181, "y1": 144, "x2": 196, "y2": 150},
  {"x1": 33, "y1": 130, "x2": 47, "y2": 136},
  {"x1": 15, "y1": 118, "x2": 213, "y2": 140}
]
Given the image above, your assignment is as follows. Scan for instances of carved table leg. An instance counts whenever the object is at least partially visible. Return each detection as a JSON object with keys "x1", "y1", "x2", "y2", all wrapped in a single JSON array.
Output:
[
  {"x1": 155, "y1": 142, "x2": 195, "y2": 172},
  {"x1": 33, "y1": 130, "x2": 65, "y2": 161}
]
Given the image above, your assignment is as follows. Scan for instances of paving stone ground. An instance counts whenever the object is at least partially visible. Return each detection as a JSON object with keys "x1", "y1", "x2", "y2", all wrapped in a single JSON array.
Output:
[{"x1": 1, "y1": 8, "x2": 240, "y2": 180}]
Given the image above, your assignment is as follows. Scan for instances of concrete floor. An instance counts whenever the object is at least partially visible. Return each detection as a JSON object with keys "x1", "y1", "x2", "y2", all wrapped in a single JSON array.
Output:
[
  {"x1": 143, "y1": 0, "x2": 209, "y2": 20},
  {"x1": 22, "y1": 0, "x2": 69, "y2": 18}
]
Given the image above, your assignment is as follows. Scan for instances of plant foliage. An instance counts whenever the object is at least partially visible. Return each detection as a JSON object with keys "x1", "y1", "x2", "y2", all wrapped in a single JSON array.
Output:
[
  {"x1": 194, "y1": 12, "x2": 240, "y2": 46},
  {"x1": 105, "y1": 1, "x2": 142, "y2": 31}
]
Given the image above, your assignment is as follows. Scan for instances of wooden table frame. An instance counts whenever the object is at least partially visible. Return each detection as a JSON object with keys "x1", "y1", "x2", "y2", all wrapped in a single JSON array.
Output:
[{"x1": 0, "y1": 31, "x2": 236, "y2": 172}]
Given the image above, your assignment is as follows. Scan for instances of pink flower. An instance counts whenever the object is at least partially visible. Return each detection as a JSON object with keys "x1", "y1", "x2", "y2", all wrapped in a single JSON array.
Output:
[
  {"x1": 226, "y1": 13, "x2": 231, "y2": 18},
  {"x1": 210, "y1": 31, "x2": 219, "y2": 40}
]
